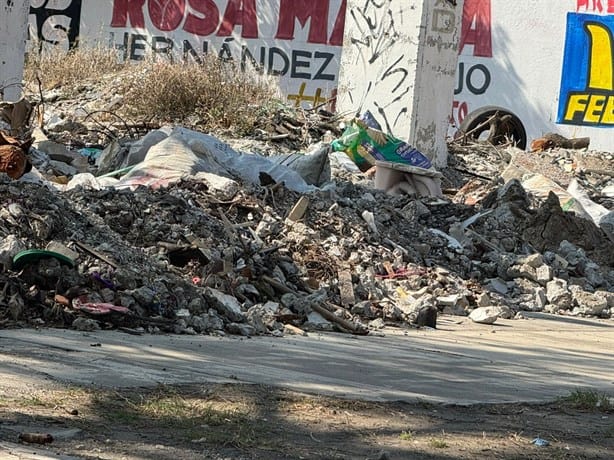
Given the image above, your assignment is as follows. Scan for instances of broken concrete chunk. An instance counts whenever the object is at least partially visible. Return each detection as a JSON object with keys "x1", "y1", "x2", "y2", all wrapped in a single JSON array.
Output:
[
  {"x1": 476, "y1": 292, "x2": 492, "y2": 308},
  {"x1": 0, "y1": 234, "x2": 26, "y2": 269},
  {"x1": 546, "y1": 278, "x2": 573, "y2": 309},
  {"x1": 205, "y1": 288, "x2": 245, "y2": 322},
  {"x1": 72, "y1": 317, "x2": 100, "y2": 331},
  {"x1": 520, "y1": 253, "x2": 545, "y2": 268},
  {"x1": 368, "y1": 317, "x2": 386, "y2": 330},
  {"x1": 595, "y1": 291, "x2": 614, "y2": 309},
  {"x1": 304, "y1": 311, "x2": 334, "y2": 331},
  {"x1": 226, "y1": 322, "x2": 256, "y2": 336},
  {"x1": 535, "y1": 265, "x2": 553, "y2": 284},
  {"x1": 246, "y1": 303, "x2": 281, "y2": 334},
  {"x1": 508, "y1": 264, "x2": 537, "y2": 282},
  {"x1": 535, "y1": 287, "x2": 547, "y2": 310},
  {"x1": 287, "y1": 196, "x2": 310, "y2": 222},
  {"x1": 572, "y1": 291, "x2": 608, "y2": 316},
  {"x1": 469, "y1": 307, "x2": 502, "y2": 324},
  {"x1": 487, "y1": 278, "x2": 509, "y2": 295},
  {"x1": 191, "y1": 172, "x2": 239, "y2": 201},
  {"x1": 437, "y1": 294, "x2": 469, "y2": 316}
]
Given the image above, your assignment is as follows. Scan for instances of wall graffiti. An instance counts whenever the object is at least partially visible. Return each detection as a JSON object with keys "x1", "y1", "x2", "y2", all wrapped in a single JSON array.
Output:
[
  {"x1": 345, "y1": 0, "x2": 410, "y2": 133},
  {"x1": 29, "y1": 0, "x2": 82, "y2": 52}
]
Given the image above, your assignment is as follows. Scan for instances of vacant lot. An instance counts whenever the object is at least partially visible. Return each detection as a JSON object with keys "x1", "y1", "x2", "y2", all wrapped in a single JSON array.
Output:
[{"x1": 1, "y1": 383, "x2": 612, "y2": 460}]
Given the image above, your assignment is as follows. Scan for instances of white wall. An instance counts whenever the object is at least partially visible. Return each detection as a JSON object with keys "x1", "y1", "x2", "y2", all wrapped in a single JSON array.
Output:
[
  {"x1": 337, "y1": 0, "x2": 463, "y2": 166},
  {"x1": 454, "y1": 0, "x2": 614, "y2": 151},
  {"x1": 0, "y1": 0, "x2": 30, "y2": 102}
]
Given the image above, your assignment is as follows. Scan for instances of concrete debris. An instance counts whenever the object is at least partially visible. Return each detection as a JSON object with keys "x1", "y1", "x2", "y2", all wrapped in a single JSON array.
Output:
[
  {"x1": 469, "y1": 306, "x2": 502, "y2": 324},
  {"x1": 0, "y1": 86, "x2": 612, "y2": 339}
]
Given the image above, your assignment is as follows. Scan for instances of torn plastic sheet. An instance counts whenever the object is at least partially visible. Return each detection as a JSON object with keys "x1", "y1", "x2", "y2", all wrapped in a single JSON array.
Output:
[{"x1": 104, "y1": 127, "x2": 320, "y2": 193}]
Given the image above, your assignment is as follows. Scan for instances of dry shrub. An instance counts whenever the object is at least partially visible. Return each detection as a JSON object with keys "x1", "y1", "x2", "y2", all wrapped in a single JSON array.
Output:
[
  {"x1": 24, "y1": 46, "x2": 125, "y2": 90},
  {"x1": 25, "y1": 45, "x2": 277, "y2": 135},
  {"x1": 121, "y1": 56, "x2": 277, "y2": 135}
]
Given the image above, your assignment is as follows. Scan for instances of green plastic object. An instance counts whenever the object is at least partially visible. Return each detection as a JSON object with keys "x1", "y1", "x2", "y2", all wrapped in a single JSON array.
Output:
[
  {"x1": 12, "y1": 249, "x2": 76, "y2": 270},
  {"x1": 331, "y1": 119, "x2": 432, "y2": 171}
]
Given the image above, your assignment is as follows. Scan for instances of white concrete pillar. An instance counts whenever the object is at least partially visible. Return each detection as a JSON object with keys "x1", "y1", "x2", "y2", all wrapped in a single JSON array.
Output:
[
  {"x1": 337, "y1": 0, "x2": 464, "y2": 166},
  {"x1": 0, "y1": 0, "x2": 30, "y2": 102}
]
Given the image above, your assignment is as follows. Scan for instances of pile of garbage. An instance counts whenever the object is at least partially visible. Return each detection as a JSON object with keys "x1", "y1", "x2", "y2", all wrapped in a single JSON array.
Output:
[{"x1": 0, "y1": 86, "x2": 612, "y2": 336}]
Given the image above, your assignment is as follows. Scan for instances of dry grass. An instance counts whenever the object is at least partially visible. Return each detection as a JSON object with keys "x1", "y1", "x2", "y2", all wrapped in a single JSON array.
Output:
[
  {"x1": 120, "y1": 58, "x2": 276, "y2": 134},
  {"x1": 24, "y1": 46, "x2": 124, "y2": 90}
]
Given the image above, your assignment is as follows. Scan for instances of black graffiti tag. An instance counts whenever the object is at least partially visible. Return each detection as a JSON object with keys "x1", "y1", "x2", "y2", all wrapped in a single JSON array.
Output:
[
  {"x1": 348, "y1": 0, "x2": 410, "y2": 132},
  {"x1": 349, "y1": 0, "x2": 400, "y2": 65},
  {"x1": 29, "y1": 0, "x2": 82, "y2": 50}
]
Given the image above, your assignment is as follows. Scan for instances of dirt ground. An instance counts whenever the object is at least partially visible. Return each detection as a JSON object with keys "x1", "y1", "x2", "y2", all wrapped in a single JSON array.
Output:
[{"x1": 1, "y1": 383, "x2": 612, "y2": 460}]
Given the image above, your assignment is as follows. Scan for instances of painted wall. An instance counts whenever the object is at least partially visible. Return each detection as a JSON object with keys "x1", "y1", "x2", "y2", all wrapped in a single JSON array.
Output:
[
  {"x1": 0, "y1": 0, "x2": 30, "y2": 102},
  {"x1": 26, "y1": 1, "x2": 465, "y2": 164},
  {"x1": 454, "y1": 0, "x2": 614, "y2": 151},
  {"x1": 337, "y1": 0, "x2": 463, "y2": 166},
  {"x1": 28, "y1": 0, "x2": 347, "y2": 110}
]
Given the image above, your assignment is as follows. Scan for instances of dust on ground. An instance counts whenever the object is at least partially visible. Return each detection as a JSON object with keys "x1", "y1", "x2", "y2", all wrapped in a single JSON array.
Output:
[{"x1": 1, "y1": 383, "x2": 612, "y2": 460}]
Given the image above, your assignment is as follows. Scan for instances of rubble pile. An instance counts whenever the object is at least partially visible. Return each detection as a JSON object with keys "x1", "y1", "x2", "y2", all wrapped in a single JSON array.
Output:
[
  {"x1": 0, "y1": 78, "x2": 612, "y2": 336},
  {"x1": 0, "y1": 135, "x2": 612, "y2": 336}
]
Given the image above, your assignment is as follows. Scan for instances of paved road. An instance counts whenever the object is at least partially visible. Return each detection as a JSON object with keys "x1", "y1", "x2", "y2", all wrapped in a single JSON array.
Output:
[{"x1": 1, "y1": 313, "x2": 613, "y2": 405}]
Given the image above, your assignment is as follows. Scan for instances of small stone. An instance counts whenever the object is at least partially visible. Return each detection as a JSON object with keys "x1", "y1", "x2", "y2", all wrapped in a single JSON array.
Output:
[
  {"x1": 72, "y1": 317, "x2": 100, "y2": 331},
  {"x1": 415, "y1": 243, "x2": 431, "y2": 257},
  {"x1": 476, "y1": 292, "x2": 492, "y2": 308},
  {"x1": 368, "y1": 317, "x2": 386, "y2": 330},
  {"x1": 501, "y1": 237, "x2": 516, "y2": 252},
  {"x1": 535, "y1": 287, "x2": 547, "y2": 310},
  {"x1": 521, "y1": 253, "x2": 545, "y2": 268},
  {"x1": 487, "y1": 278, "x2": 509, "y2": 295},
  {"x1": 469, "y1": 307, "x2": 502, "y2": 324}
]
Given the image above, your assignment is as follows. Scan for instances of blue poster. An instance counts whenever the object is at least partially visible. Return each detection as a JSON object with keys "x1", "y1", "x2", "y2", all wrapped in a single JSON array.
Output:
[{"x1": 558, "y1": 12, "x2": 614, "y2": 127}]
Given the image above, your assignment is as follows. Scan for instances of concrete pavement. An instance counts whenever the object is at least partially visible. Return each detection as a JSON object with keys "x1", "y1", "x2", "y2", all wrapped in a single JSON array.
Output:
[{"x1": 0, "y1": 313, "x2": 612, "y2": 405}]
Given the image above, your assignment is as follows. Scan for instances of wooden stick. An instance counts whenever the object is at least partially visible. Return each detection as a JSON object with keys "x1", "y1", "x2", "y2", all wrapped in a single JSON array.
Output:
[{"x1": 261, "y1": 275, "x2": 367, "y2": 335}]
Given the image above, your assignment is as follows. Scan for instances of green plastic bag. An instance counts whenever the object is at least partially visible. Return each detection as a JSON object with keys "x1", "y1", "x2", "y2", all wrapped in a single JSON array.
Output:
[{"x1": 332, "y1": 119, "x2": 432, "y2": 172}]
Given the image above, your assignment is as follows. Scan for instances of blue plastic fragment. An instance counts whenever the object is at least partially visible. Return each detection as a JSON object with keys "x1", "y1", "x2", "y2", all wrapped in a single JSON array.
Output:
[{"x1": 532, "y1": 438, "x2": 550, "y2": 447}]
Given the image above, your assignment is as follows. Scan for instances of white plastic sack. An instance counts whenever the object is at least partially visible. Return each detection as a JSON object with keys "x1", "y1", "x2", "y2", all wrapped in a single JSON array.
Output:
[
  {"x1": 172, "y1": 127, "x2": 317, "y2": 193},
  {"x1": 116, "y1": 134, "x2": 231, "y2": 189}
]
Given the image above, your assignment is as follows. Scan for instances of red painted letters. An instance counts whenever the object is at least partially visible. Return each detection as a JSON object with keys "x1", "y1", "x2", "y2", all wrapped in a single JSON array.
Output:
[
  {"x1": 110, "y1": 0, "x2": 345, "y2": 45},
  {"x1": 184, "y1": 1, "x2": 220, "y2": 36},
  {"x1": 276, "y1": 0, "x2": 329, "y2": 44},
  {"x1": 111, "y1": 0, "x2": 146, "y2": 28},
  {"x1": 148, "y1": 0, "x2": 185, "y2": 32},
  {"x1": 328, "y1": 0, "x2": 347, "y2": 46},
  {"x1": 459, "y1": 0, "x2": 492, "y2": 57},
  {"x1": 217, "y1": 0, "x2": 258, "y2": 38},
  {"x1": 577, "y1": 0, "x2": 614, "y2": 13}
]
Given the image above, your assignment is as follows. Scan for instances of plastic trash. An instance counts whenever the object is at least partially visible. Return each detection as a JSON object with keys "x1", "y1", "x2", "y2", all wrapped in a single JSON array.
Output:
[
  {"x1": 332, "y1": 118, "x2": 432, "y2": 171},
  {"x1": 359, "y1": 110, "x2": 383, "y2": 131},
  {"x1": 532, "y1": 438, "x2": 550, "y2": 447}
]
